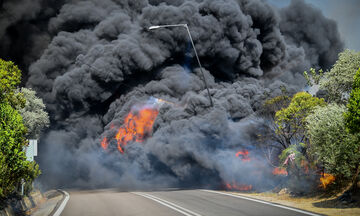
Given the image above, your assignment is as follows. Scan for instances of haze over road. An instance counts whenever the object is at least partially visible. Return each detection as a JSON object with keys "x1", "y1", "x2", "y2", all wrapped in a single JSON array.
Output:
[{"x1": 61, "y1": 189, "x2": 318, "y2": 216}]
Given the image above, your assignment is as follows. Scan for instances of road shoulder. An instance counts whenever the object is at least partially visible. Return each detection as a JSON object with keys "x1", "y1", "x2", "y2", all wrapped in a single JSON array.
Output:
[
  {"x1": 29, "y1": 190, "x2": 68, "y2": 216},
  {"x1": 223, "y1": 191, "x2": 360, "y2": 216}
]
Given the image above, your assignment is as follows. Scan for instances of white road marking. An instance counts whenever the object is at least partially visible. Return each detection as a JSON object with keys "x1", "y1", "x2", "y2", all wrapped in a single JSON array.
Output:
[
  {"x1": 144, "y1": 193, "x2": 203, "y2": 216},
  {"x1": 53, "y1": 190, "x2": 70, "y2": 216},
  {"x1": 201, "y1": 190, "x2": 321, "y2": 216},
  {"x1": 133, "y1": 192, "x2": 202, "y2": 216}
]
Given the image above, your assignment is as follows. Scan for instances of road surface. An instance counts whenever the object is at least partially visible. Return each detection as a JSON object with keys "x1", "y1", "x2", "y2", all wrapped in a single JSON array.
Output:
[{"x1": 61, "y1": 189, "x2": 319, "y2": 216}]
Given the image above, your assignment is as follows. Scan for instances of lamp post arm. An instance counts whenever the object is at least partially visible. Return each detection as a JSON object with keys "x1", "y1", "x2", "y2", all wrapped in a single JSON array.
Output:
[
  {"x1": 149, "y1": 23, "x2": 214, "y2": 107},
  {"x1": 184, "y1": 25, "x2": 214, "y2": 107}
]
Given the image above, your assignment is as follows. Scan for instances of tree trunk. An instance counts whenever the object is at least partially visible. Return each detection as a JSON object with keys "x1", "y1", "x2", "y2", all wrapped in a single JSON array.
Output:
[
  {"x1": 345, "y1": 145, "x2": 360, "y2": 193},
  {"x1": 350, "y1": 162, "x2": 360, "y2": 192},
  {"x1": 350, "y1": 145, "x2": 360, "y2": 192}
]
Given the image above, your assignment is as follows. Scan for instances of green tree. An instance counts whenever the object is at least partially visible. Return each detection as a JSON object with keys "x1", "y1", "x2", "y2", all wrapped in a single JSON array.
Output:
[
  {"x1": 258, "y1": 95, "x2": 291, "y2": 149},
  {"x1": 0, "y1": 59, "x2": 41, "y2": 199},
  {"x1": 306, "y1": 104, "x2": 359, "y2": 181},
  {"x1": 275, "y1": 92, "x2": 326, "y2": 147},
  {"x1": 0, "y1": 103, "x2": 40, "y2": 198},
  {"x1": 0, "y1": 59, "x2": 25, "y2": 107},
  {"x1": 275, "y1": 92, "x2": 326, "y2": 188},
  {"x1": 17, "y1": 88, "x2": 49, "y2": 139},
  {"x1": 344, "y1": 67, "x2": 360, "y2": 191},
  {"x1": 254, "y1": 91, "x2": 291, "y2": 166},
  {"x1": 320, "y1": 50, "x2": 360, "y2": 104},
  {"x1": 344, "y1": 68, "x2": 360, "y2": 134},
  {"x1": 304, "y1": 68, "x2": 324, "y2": 86}
]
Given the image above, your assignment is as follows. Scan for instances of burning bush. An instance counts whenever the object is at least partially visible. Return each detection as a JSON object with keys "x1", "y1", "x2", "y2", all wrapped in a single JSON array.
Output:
[
  {"x1": 320, "y1": 173, "x2": 336, "y2": 189},
  {"x1": 307, "y1": 104, "x2": 359, "y2": 184}
]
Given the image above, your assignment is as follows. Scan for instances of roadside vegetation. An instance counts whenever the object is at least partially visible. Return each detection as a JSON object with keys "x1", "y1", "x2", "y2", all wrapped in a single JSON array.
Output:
[
  {"x1": 0, "y1": 59, "x2": 49, "y2": 204},
  {"x1": 256, "y1": 49, "x2": 360, "y2": 205}
]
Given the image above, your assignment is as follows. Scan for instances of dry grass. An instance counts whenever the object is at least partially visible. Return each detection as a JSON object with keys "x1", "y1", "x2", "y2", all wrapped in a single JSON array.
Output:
[{"x1": 229, "y1": 191, "x2": 360, "y2": 216}]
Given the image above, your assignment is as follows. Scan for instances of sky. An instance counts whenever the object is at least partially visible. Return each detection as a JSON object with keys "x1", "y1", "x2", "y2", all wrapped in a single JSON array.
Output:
[{"x1": 267, "y1": 0, "x2": 360, "y2": 51}]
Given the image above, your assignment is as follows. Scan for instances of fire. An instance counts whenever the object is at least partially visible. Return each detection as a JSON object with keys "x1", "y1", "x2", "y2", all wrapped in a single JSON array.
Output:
[
  {"x1": 235, "y1": 150, "x2": 250, "y2": 161},
  {"x1": 101, "y1": 108, "x2": 159, "y2": 153},
  {"x1": 225, "y1": 182, "x2": 253, "y2": 191},
  {"x1": 272, "y1": 167, "x2": 288, "y2": 176},
  {"x1": 225, "y1": 150, "x2": 252, "y2": 192},
  {"x1": 320, "y1": 173, "x2": 335, "y2": 189},
  {"x1": 115, "y1": 108, "x2": 158, "y2": 153}
]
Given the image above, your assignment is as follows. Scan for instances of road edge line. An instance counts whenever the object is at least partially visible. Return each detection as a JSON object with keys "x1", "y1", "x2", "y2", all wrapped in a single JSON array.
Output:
[
  {"x1": 132, "y1": 192, "x2": 197, "y2": 216},
  {"x1": 52, "y1": 190, "x2": 70, "y2": 216},
  {"x1": 201, "y1": 190, "x2": 321, "y2": 216}
]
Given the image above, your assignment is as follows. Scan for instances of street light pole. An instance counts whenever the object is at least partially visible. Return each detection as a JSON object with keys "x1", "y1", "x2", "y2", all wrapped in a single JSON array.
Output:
[{"x1": 149, "y1": 24, "x2": 214, "y2": 107}]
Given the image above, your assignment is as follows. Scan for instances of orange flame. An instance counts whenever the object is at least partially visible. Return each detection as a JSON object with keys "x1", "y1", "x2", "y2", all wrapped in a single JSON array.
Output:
[
  {"x1": 235, "y1": 150, "x2": 250, "y2": 161},
  {"x1": 272, "y1": 167, "x2": 288, "y2": 176},
  {"x1": 225, "y1": 182, "x2": 253, "y2": 191},
  {"x1": 101, "y1": 108, "x2": 159, "y2": 153},
  {"x1": 115, "y1": 108, "x2": 158, "y2": 153},
  {"x1": 320, "y1": 173, "x2": 335, "y2": 189},
  {"x1": 101, "y1": 137, "x2": 109, "y2": 150}
]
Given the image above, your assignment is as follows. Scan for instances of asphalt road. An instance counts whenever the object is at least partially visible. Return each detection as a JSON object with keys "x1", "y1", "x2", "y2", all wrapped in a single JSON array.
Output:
[{"x1": 61, "y1": 189, "x2": 319, "y2": 216}]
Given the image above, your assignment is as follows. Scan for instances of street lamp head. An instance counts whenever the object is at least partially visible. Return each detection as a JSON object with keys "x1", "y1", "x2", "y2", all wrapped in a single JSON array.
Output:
[
  {"x1": 149, "y1": 24, "x2": 188, "y2": 30},
  {"x1": 149, "y1": 25, "x2": 160, "y2": 30}
]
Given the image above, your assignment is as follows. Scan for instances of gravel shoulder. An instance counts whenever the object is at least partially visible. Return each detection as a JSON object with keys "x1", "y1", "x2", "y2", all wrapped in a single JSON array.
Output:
[
  {"x1": 28, "y1": 190, "x2": 64, "y2": 216},
  {"x1": 229, "y1": 191, "x2": 360, "y2": 216}
]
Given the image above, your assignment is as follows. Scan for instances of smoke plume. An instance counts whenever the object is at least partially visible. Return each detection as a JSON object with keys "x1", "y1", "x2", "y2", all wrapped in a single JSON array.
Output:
[{"x1": 0, "y1": 0, "x2": 343, "y2": 189}]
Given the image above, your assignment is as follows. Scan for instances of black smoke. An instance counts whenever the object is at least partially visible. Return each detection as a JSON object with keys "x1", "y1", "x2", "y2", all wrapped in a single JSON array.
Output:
[
  {"x1": 279, "y1": 0, "x2": 344, "y2": 69},
  {"x1": 0, "y1": 0, "x2": 67, "y2": 84},
  {"x1": 0, "y1": 0, "x2": 343, "y2": 189}
]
